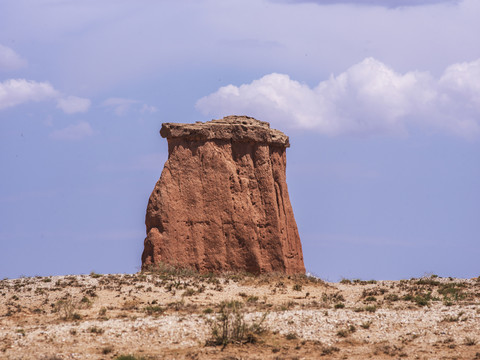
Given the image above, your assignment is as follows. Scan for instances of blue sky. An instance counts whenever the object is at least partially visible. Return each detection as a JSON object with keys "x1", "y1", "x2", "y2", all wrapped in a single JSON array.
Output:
[{"x1": 1, "y1": 0, "x2": 479, "y2": 280}]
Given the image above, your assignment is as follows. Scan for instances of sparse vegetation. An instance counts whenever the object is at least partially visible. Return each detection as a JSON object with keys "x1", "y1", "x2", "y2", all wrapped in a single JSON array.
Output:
[
  {"x1": 55, "y1": 297, "x2": 83, "y2": 320},
  {"x1": 321, "y1": 346, "x2": 340, "y2": 355},
  {"x1": 115, "y1": 356, "x2": 147, "y2": 360},
  {"x1": 360, "y1": 321, "x2": 372, "y2": 329},
  {"x1": 336, "y1": 324, "x2": 356, "y2": 338},
  {"x1": 90, "y1": 271, "x2": 102, "y2": 279},
  {"x1": 102, "y1": 346, "x2": 114, "y2": 354},
  {"x1": 293, "y1": 283, "x2": 302, "y2": 291},
  {"x1": 285, "y1": 332, "x2": 298, "y2": 340},
  {"x1": 465, "y1": 337, "x2": 477, "y2": 346},
  {"x1": 144, "y1": 305, "x2": 164, "y2": 315},
  {"x1": 206, "y1": 300, "x2": 268, "y2": 347},
  {"x1": 1, "y1": 273, "x2": 478, "y2": 359},
  {"x1": 385, "y1": 294, "x2": 400, "y2": 302},
  {"x1": 88, "y1": 326, "x2": 104, "y2": 334}
]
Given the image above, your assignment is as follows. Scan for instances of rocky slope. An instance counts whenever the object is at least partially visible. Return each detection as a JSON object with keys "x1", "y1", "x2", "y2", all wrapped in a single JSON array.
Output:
[{"x1": 1, "y1": 271, "x2": 480, "y2": 359}]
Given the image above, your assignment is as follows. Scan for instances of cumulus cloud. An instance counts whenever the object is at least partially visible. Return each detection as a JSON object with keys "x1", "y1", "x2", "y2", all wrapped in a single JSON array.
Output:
[
  {"x1": 102, "y1": 97, "x2": 157, "y2": 116},
  {"x1": 440, "y1": 60, "x2": 480, "y2": 102},
  {"x1": 56, "y1": 96, "x2": 91, "y2": 114},
  {"x1": 0, "y1": 79, "x2": 58, "y2": 110},
  {"x1": 0, "y1": 44, "x2": 27, "y2": 71},
  {"x1": 196, "y1": 57, "x2": 480, "y2": 138},
  {"x1": 49, "y1": 122, "x2": 94, "y2": 141},
  {"x1": 0, "y1": 45, "x2": 91, "y2": 115},
  {"x1": 0, "y1": 78, "x2": 91, "y2": 114},
  {"x1": 273, "y1": 0, "x2": 460, "y2": 8}
]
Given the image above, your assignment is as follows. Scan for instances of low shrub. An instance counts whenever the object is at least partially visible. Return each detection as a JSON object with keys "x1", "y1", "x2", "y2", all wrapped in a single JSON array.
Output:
[
  {"x1": 115, "y1": 356, "x2": 147, "y2": 360},
  {"x1": 206, "y1": 300, "x2": 268, "y2": 347}
]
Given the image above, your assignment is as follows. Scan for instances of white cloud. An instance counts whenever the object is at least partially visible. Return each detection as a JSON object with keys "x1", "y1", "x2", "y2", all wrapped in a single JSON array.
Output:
[
  {"x1": 440, "y1": 59, "x2": 480, "y2": 103},
  {"x1": 49, "y1": 121, "x2": 94, "y2": 141},
  {"x1": 3, "y1": 0, "x2": 478, "y2": 94},
  {"x1": 0, "y1": 44, "x2": 27, "y2": 71},
  {"x1": 0, "y1": 79, "x2": 58, "y2": 110},
  {"x1": 102, "y1": 97, "x2": 157, "y2": 116},
  {"x1": 0, "y1": 78, "x2": 91, "y2": 114},
  {"x1": 56, "y1": 95, "x2": 91, "y2": 114},
  {"x1": 196, "y1": 57, "x2": 480, "y2": 139}
]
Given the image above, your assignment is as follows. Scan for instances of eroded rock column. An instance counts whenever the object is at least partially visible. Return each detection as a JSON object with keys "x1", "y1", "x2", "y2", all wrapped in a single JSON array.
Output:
[{"x1": 142, "y1": 115, "x2": 305, "y2": 274}]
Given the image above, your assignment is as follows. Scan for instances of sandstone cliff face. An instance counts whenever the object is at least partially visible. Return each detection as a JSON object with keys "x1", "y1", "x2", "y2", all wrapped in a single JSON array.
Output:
[{"x1": 142, "y1": 115, "x2": 305, "y2": 274}]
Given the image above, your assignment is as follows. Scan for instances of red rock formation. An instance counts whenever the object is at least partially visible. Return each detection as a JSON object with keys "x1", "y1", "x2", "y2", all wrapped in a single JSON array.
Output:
[{"x1": 142, "y1": 115, "x2": 305, "y2": 274}]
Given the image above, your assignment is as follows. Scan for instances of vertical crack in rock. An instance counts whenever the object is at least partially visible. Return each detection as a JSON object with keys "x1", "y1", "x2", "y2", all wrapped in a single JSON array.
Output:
[{"x1": 142, "y1": 115, "x2": 305, "y2": 274}]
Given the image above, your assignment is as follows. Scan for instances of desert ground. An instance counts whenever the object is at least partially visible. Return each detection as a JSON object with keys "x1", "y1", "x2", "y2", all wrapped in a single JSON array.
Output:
[{"x1": 1, "y1": 268, "x2": 479, "y2": 360}]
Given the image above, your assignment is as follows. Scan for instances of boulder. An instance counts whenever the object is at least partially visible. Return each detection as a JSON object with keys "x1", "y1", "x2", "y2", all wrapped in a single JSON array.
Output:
[{"x1": 142, "y1": 115, "x2": 305, "y2": 274}]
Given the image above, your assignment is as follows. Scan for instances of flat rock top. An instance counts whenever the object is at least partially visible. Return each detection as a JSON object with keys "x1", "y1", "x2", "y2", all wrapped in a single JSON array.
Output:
[{"x1": 160, "y1": 115, "x2": 290, "y2": 147}]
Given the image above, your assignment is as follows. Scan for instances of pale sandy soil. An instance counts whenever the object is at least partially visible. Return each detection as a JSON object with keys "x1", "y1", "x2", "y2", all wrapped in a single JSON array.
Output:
[{"x1": 1, "y1": 272, "x2": 480, "y2": 359}]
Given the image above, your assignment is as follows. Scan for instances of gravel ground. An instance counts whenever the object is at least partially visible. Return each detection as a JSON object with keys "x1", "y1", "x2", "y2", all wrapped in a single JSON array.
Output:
[{"x1": 1, "y1": 273, "x2": 479, "y2": 359}]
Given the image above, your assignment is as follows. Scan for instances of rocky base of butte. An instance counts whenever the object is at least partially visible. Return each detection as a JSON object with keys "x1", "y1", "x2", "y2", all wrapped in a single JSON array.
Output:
[{"x1": 142, "y1": 115, "x2": 305, "y2": 274}]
